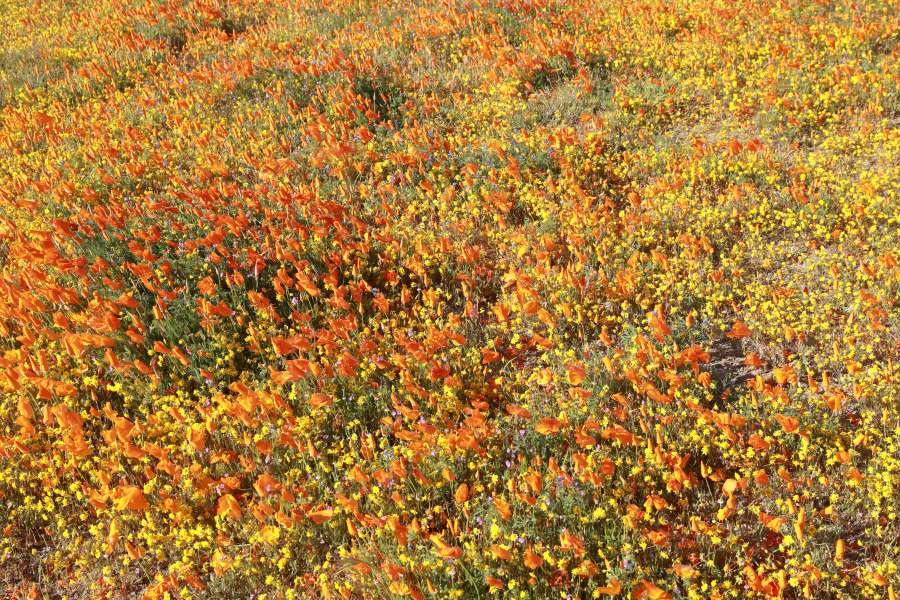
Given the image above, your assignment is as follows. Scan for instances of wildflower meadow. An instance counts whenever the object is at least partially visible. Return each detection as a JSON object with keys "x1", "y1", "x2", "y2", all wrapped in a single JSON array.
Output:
[{"x1": 0, "y1": 0, "x2": 898, "y2": 598}]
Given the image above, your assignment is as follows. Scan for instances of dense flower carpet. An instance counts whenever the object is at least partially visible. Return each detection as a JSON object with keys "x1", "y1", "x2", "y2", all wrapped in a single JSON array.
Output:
[{"x1": 0, "y1": 0, "x2": 898, "y2": 598}]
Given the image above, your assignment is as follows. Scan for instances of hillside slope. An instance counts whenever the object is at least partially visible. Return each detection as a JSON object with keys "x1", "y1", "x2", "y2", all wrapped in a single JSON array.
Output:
[{"x1": 0, "y1": 0, "x2": 898, "y2": 598}]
